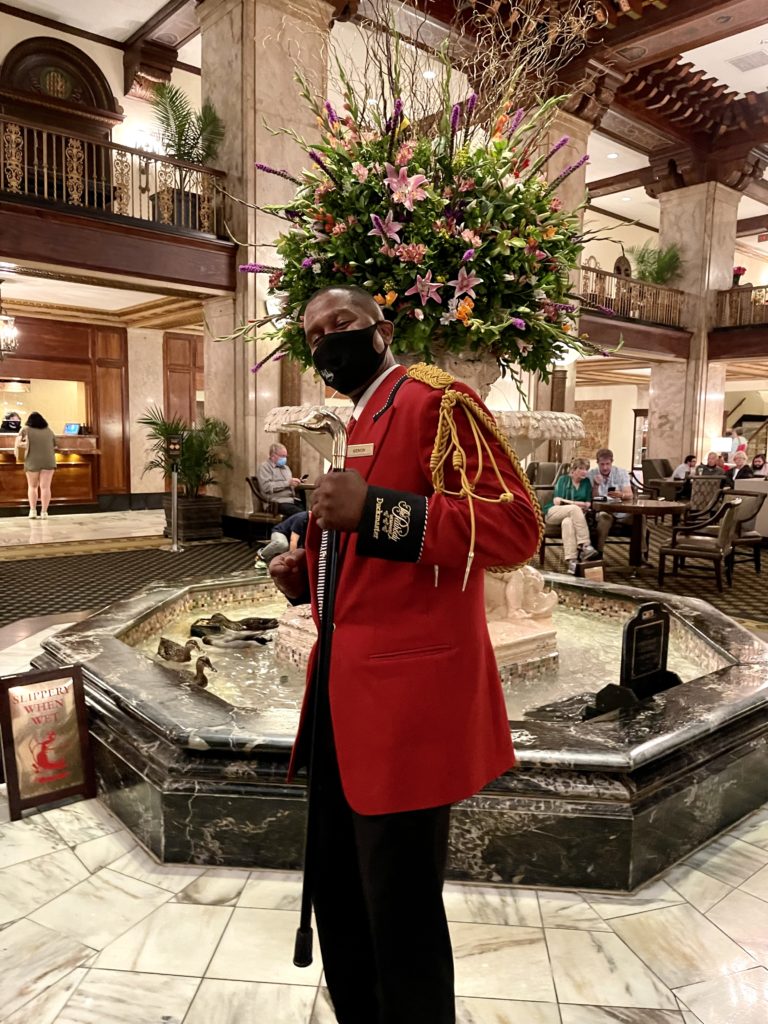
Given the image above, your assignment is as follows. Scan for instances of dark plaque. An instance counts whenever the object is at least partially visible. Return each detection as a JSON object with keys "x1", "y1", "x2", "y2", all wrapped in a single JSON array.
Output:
[{"x1": 582, "y1": 601, "x2": 681, "y2": 720}]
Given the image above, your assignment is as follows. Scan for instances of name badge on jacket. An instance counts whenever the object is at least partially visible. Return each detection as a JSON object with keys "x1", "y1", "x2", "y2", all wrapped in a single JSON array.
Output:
[{"x1": 348, "y1": 443, "x2": 374, "y2": 458}]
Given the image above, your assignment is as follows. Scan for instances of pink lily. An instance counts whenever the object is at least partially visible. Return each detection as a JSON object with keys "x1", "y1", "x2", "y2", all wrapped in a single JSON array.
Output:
[
  {"x1": 405, "y1": 270, "x2": 443, "y2": 306},
  {"x1": 368, "y1": 210, "x2": 404, "y2": 243},
  {"x1": 384, "y1": 162, "x2": 429, "y2": 211},
  {"x1": 448, "y1": 265, "x2": 483, "y2": 299}
]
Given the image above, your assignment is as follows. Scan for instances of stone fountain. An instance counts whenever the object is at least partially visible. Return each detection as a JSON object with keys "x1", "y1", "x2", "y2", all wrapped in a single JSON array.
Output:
[{"x1": 264, "y1": 400, "x2": 585, "y2": 680}]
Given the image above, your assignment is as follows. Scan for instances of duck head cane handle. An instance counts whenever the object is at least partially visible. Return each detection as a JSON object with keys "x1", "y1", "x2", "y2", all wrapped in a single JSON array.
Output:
[{"x1": 279, "y1": 408, "x2": 348, "y2": 967}]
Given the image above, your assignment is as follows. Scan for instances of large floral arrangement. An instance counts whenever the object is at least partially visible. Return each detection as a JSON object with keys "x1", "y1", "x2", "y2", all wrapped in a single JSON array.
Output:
[{"x1": 236, "y1": 5, "x2": 606, "y2": 384}]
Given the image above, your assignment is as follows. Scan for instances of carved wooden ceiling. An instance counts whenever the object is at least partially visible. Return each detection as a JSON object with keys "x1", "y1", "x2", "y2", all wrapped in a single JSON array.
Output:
[{"x1": 409, "y1": 0, "x2": 768, "y2": 202}]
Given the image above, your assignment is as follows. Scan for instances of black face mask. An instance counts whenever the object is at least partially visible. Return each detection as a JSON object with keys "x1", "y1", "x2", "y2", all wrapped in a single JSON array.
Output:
[{"x1": 311, "y1": 322, "x2": 386, "y2": 395}]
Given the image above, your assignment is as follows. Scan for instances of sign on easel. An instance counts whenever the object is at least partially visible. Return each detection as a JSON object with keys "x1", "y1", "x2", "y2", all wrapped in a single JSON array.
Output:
[{"x1": 0, "y1": 666, "x2": 96, "y2": 821}]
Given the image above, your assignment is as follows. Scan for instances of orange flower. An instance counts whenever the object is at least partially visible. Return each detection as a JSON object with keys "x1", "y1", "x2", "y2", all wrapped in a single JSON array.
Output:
[
  {"x1": 374, "y1": 290, "x2": 398, "y2": 307},
  {"x1": 493, "y1": 114, "x2": 508, "y2": 138},
  {"x1": 456, "y1": 297, "x2": 475, "y2": 324},
  {"x1": 544, "y1": 226, "x2": 557, "y2": 239}
]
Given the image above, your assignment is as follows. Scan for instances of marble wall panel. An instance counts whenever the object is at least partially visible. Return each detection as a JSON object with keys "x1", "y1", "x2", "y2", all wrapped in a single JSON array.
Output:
[{"x1": 127, "y1": 329, "x2": 165, "y2": 494}]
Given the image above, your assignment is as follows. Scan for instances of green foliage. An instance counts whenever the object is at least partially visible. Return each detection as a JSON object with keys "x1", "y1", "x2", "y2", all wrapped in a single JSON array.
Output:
[
  {"x1": 138, "y1": 405, "x2": 232, "y2": 499},
  {"x1": 627, "y1": 242, "x2": 682, "y2": 285},
  {"x1": 151, "y1": 83, "x2": 225, "y2": 166}
]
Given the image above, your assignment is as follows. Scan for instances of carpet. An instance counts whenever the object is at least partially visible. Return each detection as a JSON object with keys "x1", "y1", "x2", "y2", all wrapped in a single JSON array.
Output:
[{"x1": 0, "y1": 542, "x2": 257, "y2": 629}]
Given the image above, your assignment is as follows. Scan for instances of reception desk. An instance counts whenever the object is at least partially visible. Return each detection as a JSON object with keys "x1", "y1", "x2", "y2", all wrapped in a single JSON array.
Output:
[{"x1": 0, "y1": 433, "x2": 100, "y2": 508}]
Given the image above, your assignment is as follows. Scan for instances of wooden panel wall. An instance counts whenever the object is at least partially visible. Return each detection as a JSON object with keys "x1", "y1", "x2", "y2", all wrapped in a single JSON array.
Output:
[
  {"x1": 163, "y1": 332, "x2": 201, "y2": 424},
  {"x1": 93, "y1": 329, "x2": 129, "y2": 495},
  {"x1": 0, "y1": 316, "x2": 130, "y2": 495}
]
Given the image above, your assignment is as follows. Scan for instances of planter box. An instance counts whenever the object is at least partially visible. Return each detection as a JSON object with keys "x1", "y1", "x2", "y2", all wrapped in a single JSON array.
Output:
[{"x1": 162, "y1": 494, "x2": 223, "y2": 541}]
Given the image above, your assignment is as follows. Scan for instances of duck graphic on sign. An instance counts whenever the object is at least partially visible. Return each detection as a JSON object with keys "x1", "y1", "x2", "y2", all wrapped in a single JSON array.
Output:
[{"x1": 29, "y1": 731, "x2": 70, "y2": 784}]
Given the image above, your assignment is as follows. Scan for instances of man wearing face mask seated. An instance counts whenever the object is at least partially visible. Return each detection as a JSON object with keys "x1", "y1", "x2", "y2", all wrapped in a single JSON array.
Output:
[
  {"x1": 269, "y1": 284, "x2": 541, "y2": 1024},
  {"x1": 257, "y1": 442, "x2": 305, "y2": 518}
]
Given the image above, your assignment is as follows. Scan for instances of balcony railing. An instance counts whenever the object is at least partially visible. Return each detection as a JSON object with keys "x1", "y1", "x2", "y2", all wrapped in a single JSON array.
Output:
[
  {"x1": 579, "y1": 265, "x2": 686, "y2": 329},
  {"x1": 716, "y1": 285, "x2": 768, "y2": 328},
  {"x1": 0, "y1": 117, "x2": 225, "y2": 236}
]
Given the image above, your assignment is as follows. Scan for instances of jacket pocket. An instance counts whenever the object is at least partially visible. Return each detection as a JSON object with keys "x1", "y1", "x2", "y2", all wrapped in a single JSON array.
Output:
[{"x1": 369, "y1": 643, "x2": 452, "y2": 662}]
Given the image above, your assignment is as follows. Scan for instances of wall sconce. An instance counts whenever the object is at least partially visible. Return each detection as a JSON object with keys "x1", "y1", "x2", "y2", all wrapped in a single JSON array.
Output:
[{"x1": 0, "y1": 280, "x2": 19, "y2": 360}]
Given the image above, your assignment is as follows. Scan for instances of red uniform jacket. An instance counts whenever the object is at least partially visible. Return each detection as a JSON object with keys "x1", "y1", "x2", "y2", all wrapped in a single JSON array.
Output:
[{"x1": 290, "y1": 365, "x2": 541, "y2": 815}]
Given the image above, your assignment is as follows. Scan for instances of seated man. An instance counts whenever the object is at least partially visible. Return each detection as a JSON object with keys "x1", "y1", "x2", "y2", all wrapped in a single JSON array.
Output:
[
  {"x1": 672, "y1": 453, "x2": 697, "y2": 499},
  {"x1": 672, "y1": 454, "x2": 697, "y2": 480},
  {"x1": 589, "y1": 447, "x2": 633, "y2": 552},
  {"x1": 257, "y1": 510, "x2": 309, "y2": 564},
  {"x1": 256, "y1": 443, "x2": 305, "y2": 517},
  {"x1": 697, "y1": 452, "x2": 725, "y2": 477},
  {"x1": 724, "y1": 451, "x2": 754, "y2": 488}
]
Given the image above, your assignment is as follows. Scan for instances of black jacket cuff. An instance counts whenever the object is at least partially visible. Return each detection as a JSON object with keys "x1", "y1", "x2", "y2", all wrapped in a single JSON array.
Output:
[{"x1": 356, "y1": 486, "x2": 428, "y2": 562}]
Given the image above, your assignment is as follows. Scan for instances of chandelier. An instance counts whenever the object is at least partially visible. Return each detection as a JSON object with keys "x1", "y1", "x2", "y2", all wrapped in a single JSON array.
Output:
[{"x1": 0, "y1": 281, "x2": 19, "y2": 360}]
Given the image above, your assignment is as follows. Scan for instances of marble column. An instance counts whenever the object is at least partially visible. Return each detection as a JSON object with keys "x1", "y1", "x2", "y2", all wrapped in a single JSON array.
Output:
[
  {"x1": 533, "y1": 111, "x2": 592, "y2": 457},
  {"x1": 198, "y1": 0, "x2": 330, "y2": 514},
  {"x1": 656, "y1": 182, "x2": 739, "y2": 459},
  {"x1": 126, "y1": 328, "x2": 165, "y2": 499},
  {"x1": 647, "y1": 362, "x2": 687, "y2": 462}
]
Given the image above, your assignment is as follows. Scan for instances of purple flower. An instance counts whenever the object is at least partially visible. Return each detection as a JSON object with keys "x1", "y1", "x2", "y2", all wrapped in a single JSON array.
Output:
[
  {"x1": 239, "y1": 263, "x2": 280, "y2": 273},
  {"x1": 462, "y1": 248, "x2": 475, "y2": 262},
  {"x1": 548, "y1": 135, "x2": 570, "y2": 159},
  {"x1": 544, "y1": 154, "x2": 589, "y2": 195},
  {"x1": 511, "y1": 317, "x2": 526, "y2": 330},
  {"x1": 301, "y1": 258, "x2": 315, "y2": 269},
  {"x1": 596, "y1": 304, "x2": 616, "y2": 317},
  {"x1": 450, "y1": 103, "x2": 461, "y2": 136},
  {"x1": 466, "y1": 93, "x2": 478, "y2": 115},
  {"x1": 368, "y1": 210, "x2": 404, "y2": 243},
  {"x1": 506, "y1": 108, "x2": 525, "y2": 136},
  {"x1": 324, "y1": 100, "x2": 338, "y2": 124},
  {"x1": 254, "y1": 162, "x2": 301, "y2": 184},
  {"x1": 308, "y1": 150, "x2": 342, "y2": 188}
]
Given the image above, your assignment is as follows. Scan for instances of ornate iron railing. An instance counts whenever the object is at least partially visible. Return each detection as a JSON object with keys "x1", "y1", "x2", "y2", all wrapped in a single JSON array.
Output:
[
  {"x1": 0, "y1": 117, "x2": 225, "y2": 236},
  {"x1": 579, "y1": 265, "x2": 686, "y2": 329},
  {"x1": 716, "y1": 285, "x2": 768, "y2": 328}
]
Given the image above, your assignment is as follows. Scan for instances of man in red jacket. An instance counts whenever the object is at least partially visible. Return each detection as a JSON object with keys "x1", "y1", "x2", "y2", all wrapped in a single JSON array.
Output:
[{"x1": 270, "y1": 284, "x2": 541, "y2": 1024}]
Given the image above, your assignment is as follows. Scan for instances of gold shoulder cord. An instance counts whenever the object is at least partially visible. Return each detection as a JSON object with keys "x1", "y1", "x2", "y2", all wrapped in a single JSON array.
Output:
[{"x1": 407, "y1": 362, "x2": 545, "y2": 590}]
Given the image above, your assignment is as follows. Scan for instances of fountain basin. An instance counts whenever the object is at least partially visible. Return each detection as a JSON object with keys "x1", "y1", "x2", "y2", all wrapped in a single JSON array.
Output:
[{"x1": 34, "y1": 572, "x2": 768, "y2": 890}]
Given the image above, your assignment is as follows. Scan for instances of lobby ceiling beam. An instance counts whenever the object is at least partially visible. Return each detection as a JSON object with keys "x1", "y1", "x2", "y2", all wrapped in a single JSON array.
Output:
[
  {"x1": 594, "y1": 0, "x2": 767, "y2": 70},
  {"x1": 588, "y1": 168, "x2": 654, "y2": 198},
  {"x1": 737, "y1": 215, "x2": 768, "y2": 236},
  {"x1": 124, "y1": 0, "x2": 193, "y2": 50}
]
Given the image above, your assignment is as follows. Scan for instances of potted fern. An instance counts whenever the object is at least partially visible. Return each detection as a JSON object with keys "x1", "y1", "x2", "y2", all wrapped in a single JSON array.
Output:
[
  {"x1": 627, "y1": 242, "x2": 682, "y2": 285},
  {"x1": 149, "y1": 83, "x2": 225, "y2": 230},
  {"x1": 138, "y1": 406, "x2": 232, "y2": 541}
]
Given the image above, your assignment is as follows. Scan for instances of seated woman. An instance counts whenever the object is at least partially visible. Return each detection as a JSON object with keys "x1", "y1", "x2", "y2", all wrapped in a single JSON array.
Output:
[{"x1": 542, "y1": 458, "x2": 600, "y2": 574}]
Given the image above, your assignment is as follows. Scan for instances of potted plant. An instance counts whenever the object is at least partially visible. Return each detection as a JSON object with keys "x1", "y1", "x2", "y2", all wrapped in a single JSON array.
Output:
[
  {"x1": 627, "y1": 242, "x2": 682, "y2": 285},
  {"x1": 138, "y1": 405, "x2": 232, "y2": 541},
  {"x1": 732, "y1": 265, "x2": 747, "y2": 287},
  {"x1": 149, "y1": 83, "x2": 225, "y2": 229},
  {"x1": 224, "y1": 2, "x2": 612, "y2": 394}
]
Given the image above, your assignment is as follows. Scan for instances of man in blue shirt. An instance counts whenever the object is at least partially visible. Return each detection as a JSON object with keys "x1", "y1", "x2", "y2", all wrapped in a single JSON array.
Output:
[{"x1": 589, "y1": 448, "x2": 633, "y2": 551}]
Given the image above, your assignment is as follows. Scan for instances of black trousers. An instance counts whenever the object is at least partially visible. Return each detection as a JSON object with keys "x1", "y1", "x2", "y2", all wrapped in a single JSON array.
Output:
[
  {"x1": 309, "y1": 692, "x2": 455, "y2": 1024},
  {"x1": 278, "y1": 501, "x2": 305, "y2": 518}
]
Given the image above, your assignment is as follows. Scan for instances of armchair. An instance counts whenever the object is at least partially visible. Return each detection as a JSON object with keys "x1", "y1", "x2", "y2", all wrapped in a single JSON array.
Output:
[{"x1": 659, "y1": 499, "x2": 741, "y2": 592}]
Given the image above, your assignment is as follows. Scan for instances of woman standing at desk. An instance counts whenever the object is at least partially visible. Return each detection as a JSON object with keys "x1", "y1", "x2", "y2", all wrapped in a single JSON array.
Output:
[{"x1": 16, "y1": 411, "x2": 57, "y2": 518}]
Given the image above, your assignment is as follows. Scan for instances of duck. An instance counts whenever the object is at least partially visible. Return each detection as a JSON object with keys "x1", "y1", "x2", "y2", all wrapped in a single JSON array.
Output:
[
  {"x1": 202, "y1": 635, "x2": 272, "y2": 648},
  {"x1": 157, "y1": 637, "x2": 202, "y2": 662},
  {"x1": 209, "y1": 613, "x2": 278, "y2": 632},
  {"x1": 181, "y1": 656, "x2": 217, "y2": 688}
]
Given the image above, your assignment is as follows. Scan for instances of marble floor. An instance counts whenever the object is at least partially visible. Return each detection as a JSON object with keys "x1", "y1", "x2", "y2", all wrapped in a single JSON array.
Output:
[
  {"x1": 1, "y1": 527, "x2": 767, "y2": 1023},
  {"x1": 2, "y1": 630, "x2": 768, "y2": 1024},
  {"x1": 0, "y1": 510, "x2": 165, "y2": 550}
]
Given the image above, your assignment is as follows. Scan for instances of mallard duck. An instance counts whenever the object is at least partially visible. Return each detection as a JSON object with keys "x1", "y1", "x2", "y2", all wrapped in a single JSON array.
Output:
[
  {"x1": 181, "y1": 656, "x2": 217, "y2": 688},
  {"x1": 202, "y1": 634, "x2": 272, "y2": 648},
  {"x1": 238, "y1": 616, "x2": 279, "y2": 632},
  {"x1": 209, "y1": 613, "x2": 278, "y2": 632},
  {"x1": 157, "y1": 637, "x2": 202, "y2": 662}
]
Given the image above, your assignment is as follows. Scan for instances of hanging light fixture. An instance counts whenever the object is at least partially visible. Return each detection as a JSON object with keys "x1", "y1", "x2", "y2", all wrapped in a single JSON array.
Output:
[{"x1": 0, "y1": 280, "x2": 19, "y2": 360}]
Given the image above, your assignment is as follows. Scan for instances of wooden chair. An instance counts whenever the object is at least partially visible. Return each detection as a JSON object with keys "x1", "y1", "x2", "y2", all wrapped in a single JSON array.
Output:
[
  {"x1": 245, "y1": 477, "x2": 282, "y2": 543},
  {"x1": 690, "y1": 490, "x2": 765, "y2": 577},
  {"x1": 535, "y1": 487, "x2": 565, "y2": 566},
  {"x1": 658, "y1": 500, "x2": 741, "y2": 592}
]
